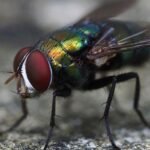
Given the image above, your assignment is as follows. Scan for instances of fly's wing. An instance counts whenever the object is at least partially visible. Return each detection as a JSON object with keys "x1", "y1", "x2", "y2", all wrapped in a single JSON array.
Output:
[{"x1": 77, "y1": 0, "x2": 137, "y2": 24}]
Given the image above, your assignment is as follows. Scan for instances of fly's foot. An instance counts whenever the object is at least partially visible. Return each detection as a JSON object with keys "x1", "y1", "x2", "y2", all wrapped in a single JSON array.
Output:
[{"x1": 112, "y1": 144, "x2": 121, "y2": 150}]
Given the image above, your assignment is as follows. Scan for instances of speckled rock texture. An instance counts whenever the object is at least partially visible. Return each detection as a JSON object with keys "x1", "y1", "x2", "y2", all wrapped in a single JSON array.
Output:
[{"x1": 0, "y1": 0, "x2": 150, "y2": 150}]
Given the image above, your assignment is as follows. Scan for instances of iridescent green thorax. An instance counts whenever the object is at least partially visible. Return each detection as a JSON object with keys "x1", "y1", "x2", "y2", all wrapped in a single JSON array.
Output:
[{"x1": 36, "y1": 23, "x2": 100, "y2": 86}]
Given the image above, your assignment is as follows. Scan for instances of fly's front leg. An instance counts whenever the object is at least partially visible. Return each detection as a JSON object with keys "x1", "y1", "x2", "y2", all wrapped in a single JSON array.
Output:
[
  {"x1": 0, "y1": 98, "x2": 28, "y2": 134},
  {"x1": 43, "y1": 92, "x2": 56, "y2": 150},
  {"x1": 43, "y1": 87, "x2": 71, "y2": 150}
]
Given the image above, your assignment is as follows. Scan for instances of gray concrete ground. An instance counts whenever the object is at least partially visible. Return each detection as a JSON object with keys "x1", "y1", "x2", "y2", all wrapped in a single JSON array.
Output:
[{"x1": 0, "y1": 0, "x2": 150, "y2": 149}]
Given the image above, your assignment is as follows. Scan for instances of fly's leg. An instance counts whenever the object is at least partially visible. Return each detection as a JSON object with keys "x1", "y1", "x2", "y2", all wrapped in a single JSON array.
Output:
[
  {"x1": 0, "y1": 98, "x2": 28, "y2": 134},
  {"x1": 83, "y1": 75, "x2": 120, "y2": 149},
  {"x1": 107, "y1": 72, "x2": 149, "y2": 127},
  {"x1": 103, "y1": 77, "x2": 120, "y2": 149},
  {"x1": 84, "y1": 72, "x2": 150, "y2": 126},
  {"x1": 43, "y1": 92, "x2": 56, "y2": 150},
  {"x1": 132, "y1": 73, "x2": 150, "y2": 127},
  {"x1": 106, "y1": 73, "x2": 149, "y2": 127},
  {"x1": 106, "y1": 85, "x2": 123, "y2": 114},
  {"x1": 102, "y1": 73, "x2": 121, "y2": 112},
  {"x1": 43, "y1": 87, "x2": 71, "y2": 150},
  {"x1": 83, "y1": 72, "x2": 149, "y2": 149}
]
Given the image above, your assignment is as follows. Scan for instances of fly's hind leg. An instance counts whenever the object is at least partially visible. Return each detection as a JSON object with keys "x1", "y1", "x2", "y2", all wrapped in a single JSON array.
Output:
[
  {"x1": 105, "y1": 72, "x2": 149, "y2": 127},
  {"x1": 0, "y1": 98, "x2": 28, "y2": 134},
  {"x1": 132, "y1": 73, "x2": 150, "y2": 128},
  {"x1": 83, "y1": 72, "x2": 150, "y2": 149}
]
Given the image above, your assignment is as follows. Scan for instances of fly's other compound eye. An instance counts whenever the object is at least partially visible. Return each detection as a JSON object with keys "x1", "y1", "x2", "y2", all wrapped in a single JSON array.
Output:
[
  {"x1": 26, "y1": 50, "x2": 52, "y2": 92},
  {"x1": 13, "y1": 47, "x2": 31, "y2": 72}
]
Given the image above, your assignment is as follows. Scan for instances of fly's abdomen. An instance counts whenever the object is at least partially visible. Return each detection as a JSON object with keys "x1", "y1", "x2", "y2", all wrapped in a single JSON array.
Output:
[{"x1": 108, "y1": 21, "x2": 150, "y2": 68}]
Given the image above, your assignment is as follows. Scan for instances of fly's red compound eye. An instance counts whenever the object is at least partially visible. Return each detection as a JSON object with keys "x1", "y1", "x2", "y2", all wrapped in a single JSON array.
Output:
[
  {"x1": 13, "y1": 47, "x2": 31, "y2": 72},
  {"x1": 26, "y1": 50, "x2": 52, "y2": 92}
]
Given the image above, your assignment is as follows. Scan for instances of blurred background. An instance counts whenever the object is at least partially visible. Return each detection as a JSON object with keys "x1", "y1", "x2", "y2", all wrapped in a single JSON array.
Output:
[{"x1": 0, "y1": 0, "x2": 150, "y2": 149}]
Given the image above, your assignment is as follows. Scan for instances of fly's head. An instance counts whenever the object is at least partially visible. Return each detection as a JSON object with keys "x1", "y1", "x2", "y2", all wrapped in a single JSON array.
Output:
[{"x1": 5, "y1": 47, "x2": 53, "y2": 98}]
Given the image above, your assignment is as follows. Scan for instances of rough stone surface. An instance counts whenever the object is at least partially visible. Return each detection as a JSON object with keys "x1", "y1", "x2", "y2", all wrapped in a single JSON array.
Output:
[{"x1": 0, "y1": 0, "x2": 150, "y2": 150}]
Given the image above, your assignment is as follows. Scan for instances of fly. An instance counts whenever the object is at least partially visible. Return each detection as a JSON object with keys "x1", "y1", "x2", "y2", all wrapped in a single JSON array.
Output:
[{"x1": 2, "y1": 0, "x2": 150, "y2": 149}]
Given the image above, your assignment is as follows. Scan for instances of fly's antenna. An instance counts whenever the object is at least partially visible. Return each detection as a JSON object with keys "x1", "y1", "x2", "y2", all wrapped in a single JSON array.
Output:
[
  {"x1": 0, "y1": 70, "x2": 16, "y2": 84},
  {"x1": 4, "y1": 72, "x2": 16, "y2": 85},
  {"x1": 0, "y1": 70, "x2": 13, "y2": 74}
]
